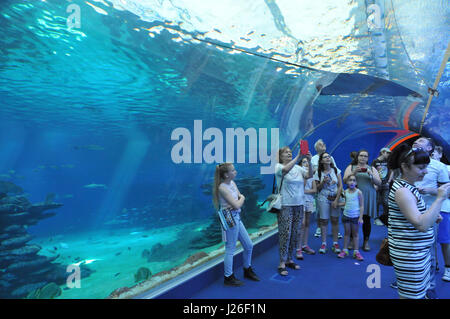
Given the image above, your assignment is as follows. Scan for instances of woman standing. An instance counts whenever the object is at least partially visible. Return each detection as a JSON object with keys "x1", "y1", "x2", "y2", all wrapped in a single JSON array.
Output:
[
  {"x1": 343, "y1": 150, "x2": 381, "y2": 251},
  {"x1": 275, "y1": 145, "x2": 312, "y2": 275},
  {"x1": 387, "y1": 144, "x2": 450, "y2": 299},
  {"x1": 314, "y1": 152, "x2": 343, "y2": 254},
  {"x1": 213, "y1": 163, "x2": 260, "y2": 286}
]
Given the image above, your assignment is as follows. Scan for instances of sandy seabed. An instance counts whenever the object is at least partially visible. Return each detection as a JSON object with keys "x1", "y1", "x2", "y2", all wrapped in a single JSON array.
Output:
[{"x1": 32, "y1": 215, "x2": 277, "y2": 299}]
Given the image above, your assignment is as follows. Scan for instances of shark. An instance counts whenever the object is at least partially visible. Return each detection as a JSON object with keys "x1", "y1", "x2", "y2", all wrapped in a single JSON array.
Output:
[{"x1": 83, "y1": 183, "x2": 107, "y2": 189}]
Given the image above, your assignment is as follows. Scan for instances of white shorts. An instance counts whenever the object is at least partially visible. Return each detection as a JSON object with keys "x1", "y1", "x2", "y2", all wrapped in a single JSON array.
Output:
[
  {"x1": 317, "y1": 200, "x2": 340, "y2": 220},
  {"x1": 304, "y1": 201, "x2": 314, "y2": 213}
]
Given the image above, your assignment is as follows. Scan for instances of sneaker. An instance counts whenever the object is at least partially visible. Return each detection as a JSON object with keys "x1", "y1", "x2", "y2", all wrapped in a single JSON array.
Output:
[
  {"x1": 319, "y1": 244, "x2": 327, "y2": 254},
  {"x1": 425, "y1": 289, "x2": 438, "y2": 299},
  {"x1": 302, "y1": 245, "x2": 316, "y2": 255},
  {"x1": 362, "y1": 240, "x2": 370, "y2": 251},
  {"x1": 374, "y1": 218, "x2": 384, "y2": 226},
  {"x1": 353, "y1": 251, "x2": 364, "y2": 261},
  {"x1": 338, "y1": 233, "x2": 343, "y2": 239},
  {"x1": 332, "y1": 243, "x2": 341, "y2": 253},
  {"x1": 314, "y1": 228, "x2": 321, "y2": 237},
  {"x1": 224, "y1": 274, "x2": 244, "y2": 286},
  {"x1": 337, "y1": 250, "x2": 348, "y2": 258},
  {"x1": 243, "y1": 266, "x2": 260, "y2": 281},
  {"x1": 296, "y1": 249, "x2": 304, "y2": 260},
  {"x1": 443, "y1": 268, "x2": 450, "y2": 282}
]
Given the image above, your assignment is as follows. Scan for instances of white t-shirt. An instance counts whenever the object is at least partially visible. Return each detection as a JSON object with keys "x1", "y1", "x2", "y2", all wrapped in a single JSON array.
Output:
[
  {"x1": 304, "y1": 178, "x2": 315, "y2": 203},
  {"x1": 275, "y1": 163, "x2": 308, "y2": 206},
  {"x1": 218, "y1": 181, "x2": 241, "y2": 213},
  {"x1": 311, "y1": 154, "x2": 338, "y2": 172},
  {"x1": 415, "y1": 158, "x2": 450, "y2": 208},
  {"x1": 313, "y1": 167, "x2": 341, "y2": 202}
]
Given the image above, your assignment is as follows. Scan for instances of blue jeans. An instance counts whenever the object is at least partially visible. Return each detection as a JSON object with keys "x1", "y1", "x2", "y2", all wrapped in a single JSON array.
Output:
[{"x1": 224, "y1": 211, "x2": 253, "y2": 277}]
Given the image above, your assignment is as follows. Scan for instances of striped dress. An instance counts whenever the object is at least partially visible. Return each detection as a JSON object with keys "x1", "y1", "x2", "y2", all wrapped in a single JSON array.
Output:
[{"x1": 388, "y1": 179, "x2": 434, "y2": 299}]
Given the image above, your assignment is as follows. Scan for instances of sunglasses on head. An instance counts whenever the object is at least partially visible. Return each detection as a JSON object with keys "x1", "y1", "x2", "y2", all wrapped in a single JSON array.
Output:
[{"x1": 404, "y1": 147, "x2": 424, "y2": 158}]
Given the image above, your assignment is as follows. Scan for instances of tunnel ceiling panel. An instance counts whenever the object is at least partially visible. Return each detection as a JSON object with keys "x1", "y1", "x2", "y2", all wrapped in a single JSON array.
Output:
[{"x1": 0, "y1": 0, "x2": 449, "y2": 155}]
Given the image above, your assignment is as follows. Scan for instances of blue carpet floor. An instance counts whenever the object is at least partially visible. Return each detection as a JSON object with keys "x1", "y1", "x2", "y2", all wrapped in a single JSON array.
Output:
[{"x1": 189, "y1": 218, "x2": 450, "y2": 299}]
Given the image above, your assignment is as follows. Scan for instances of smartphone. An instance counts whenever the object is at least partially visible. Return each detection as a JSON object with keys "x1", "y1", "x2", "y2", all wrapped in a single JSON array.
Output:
[{"x1": 300, "y1": 140, "x2": 309, "y2": 155}]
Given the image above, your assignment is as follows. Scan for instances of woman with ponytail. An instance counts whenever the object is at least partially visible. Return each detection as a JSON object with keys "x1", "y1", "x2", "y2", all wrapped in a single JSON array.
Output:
[
  {"x1": 213, "y1": 163, "x2": 259, "y2": 286},
  {"x1": 387, "y1": 143, "x2": 450, "y2": 299}
]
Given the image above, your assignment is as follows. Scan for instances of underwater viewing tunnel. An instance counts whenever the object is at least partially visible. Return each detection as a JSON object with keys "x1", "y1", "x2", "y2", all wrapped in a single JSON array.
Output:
[{"x1": 0, "y1": 0, "x2": 449, "y2": 299}]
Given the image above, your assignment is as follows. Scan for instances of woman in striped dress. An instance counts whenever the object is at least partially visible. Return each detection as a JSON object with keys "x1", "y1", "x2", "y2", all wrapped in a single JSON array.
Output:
[{"x1": 387, "y1": 144, "x2": 450, "y2": 299}]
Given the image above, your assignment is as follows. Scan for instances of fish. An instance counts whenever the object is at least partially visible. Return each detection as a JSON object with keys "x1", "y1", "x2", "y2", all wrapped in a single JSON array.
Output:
[
  {"x1": 83, "y1": 183, "x2": 107, "y2": 189},
  {"x1": 72, "y1": 258, "x2": 102, "y2": 266},
  {"x1": 73, "y1": 144, "x2": 105, "y2": 151}
]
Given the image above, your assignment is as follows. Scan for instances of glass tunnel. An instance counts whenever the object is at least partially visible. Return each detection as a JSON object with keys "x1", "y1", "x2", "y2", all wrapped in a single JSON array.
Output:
[{"x1": 0, "y1": 0, "x2": 449, "y2": 299}]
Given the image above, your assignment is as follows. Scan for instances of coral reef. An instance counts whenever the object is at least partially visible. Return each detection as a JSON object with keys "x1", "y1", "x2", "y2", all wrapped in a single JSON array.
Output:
[
  {"x1": 26, "y1": 282, "x2": 62, "y2": 299},
  {"x1": 106, "y1": 250, "x2": 210, "y2": 299},
  {"x1": 134, "y1": 267, "x2": 151, "y2": 283},
  {"x1": 0, "y1": 182, "x2": 83, "y2": 298}
]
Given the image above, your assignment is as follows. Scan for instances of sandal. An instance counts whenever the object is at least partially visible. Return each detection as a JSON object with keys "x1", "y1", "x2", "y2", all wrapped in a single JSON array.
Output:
[
  {"x1": 285, "y1": 261, "x2": 300, "y2": 270},
  {"x1": 277, "y1": 266, "x2": 288, "y2": 276}
]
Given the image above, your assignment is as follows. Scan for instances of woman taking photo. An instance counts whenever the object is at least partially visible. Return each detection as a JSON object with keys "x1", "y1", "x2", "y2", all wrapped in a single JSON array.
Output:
[
  {"x1": 387, "y1": 144, "x2": 450, "y2": 299},
  {"x1": 343, "y1": 150, "x2": 381, "y2": 251},
  {"x1": 275, "y1": 145, "x2": 312, "y2": 275}
]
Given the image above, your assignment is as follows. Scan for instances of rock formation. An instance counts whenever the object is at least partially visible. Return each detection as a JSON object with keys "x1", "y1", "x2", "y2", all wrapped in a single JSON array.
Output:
[{"x1": 0, "y1": 182, "x2": 81, "y2": 298}]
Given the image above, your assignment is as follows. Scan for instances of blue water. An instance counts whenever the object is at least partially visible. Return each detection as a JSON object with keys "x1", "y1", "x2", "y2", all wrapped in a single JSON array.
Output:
[{"x1": 0, "y1": 0, "x2": 449, "y2": 299}]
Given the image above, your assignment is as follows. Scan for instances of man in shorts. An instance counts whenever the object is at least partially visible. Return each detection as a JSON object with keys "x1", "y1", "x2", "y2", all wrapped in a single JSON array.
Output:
[{"x1": 413, "y1": 137, "x2": 450, "y2": 296}]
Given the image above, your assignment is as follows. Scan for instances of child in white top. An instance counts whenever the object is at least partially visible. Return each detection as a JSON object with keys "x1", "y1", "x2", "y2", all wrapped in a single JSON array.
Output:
[
  {"x1": 296, "y1": 156, "x2": 317, "y2": 259},
  {"x1": 338, "y1": 174, "x2": 364, "y2": 261}
]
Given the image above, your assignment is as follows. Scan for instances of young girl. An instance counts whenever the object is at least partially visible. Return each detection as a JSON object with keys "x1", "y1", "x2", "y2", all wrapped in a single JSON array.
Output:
[
  {"x1": 314, "y1": 152, "x2": 343, "y2": 254},
  {"x1": 338, "y1": 174, "x2": 364, "y2": 261},
  {"x1": 297, "y1": 156, "x2": 317, "y2": 259},
  {"x1": 213, "y1": 163, "x2": 260, "y2": 286},
  {"x1": 343, "y1": 150, "x2": 381, "y2": 251}
]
